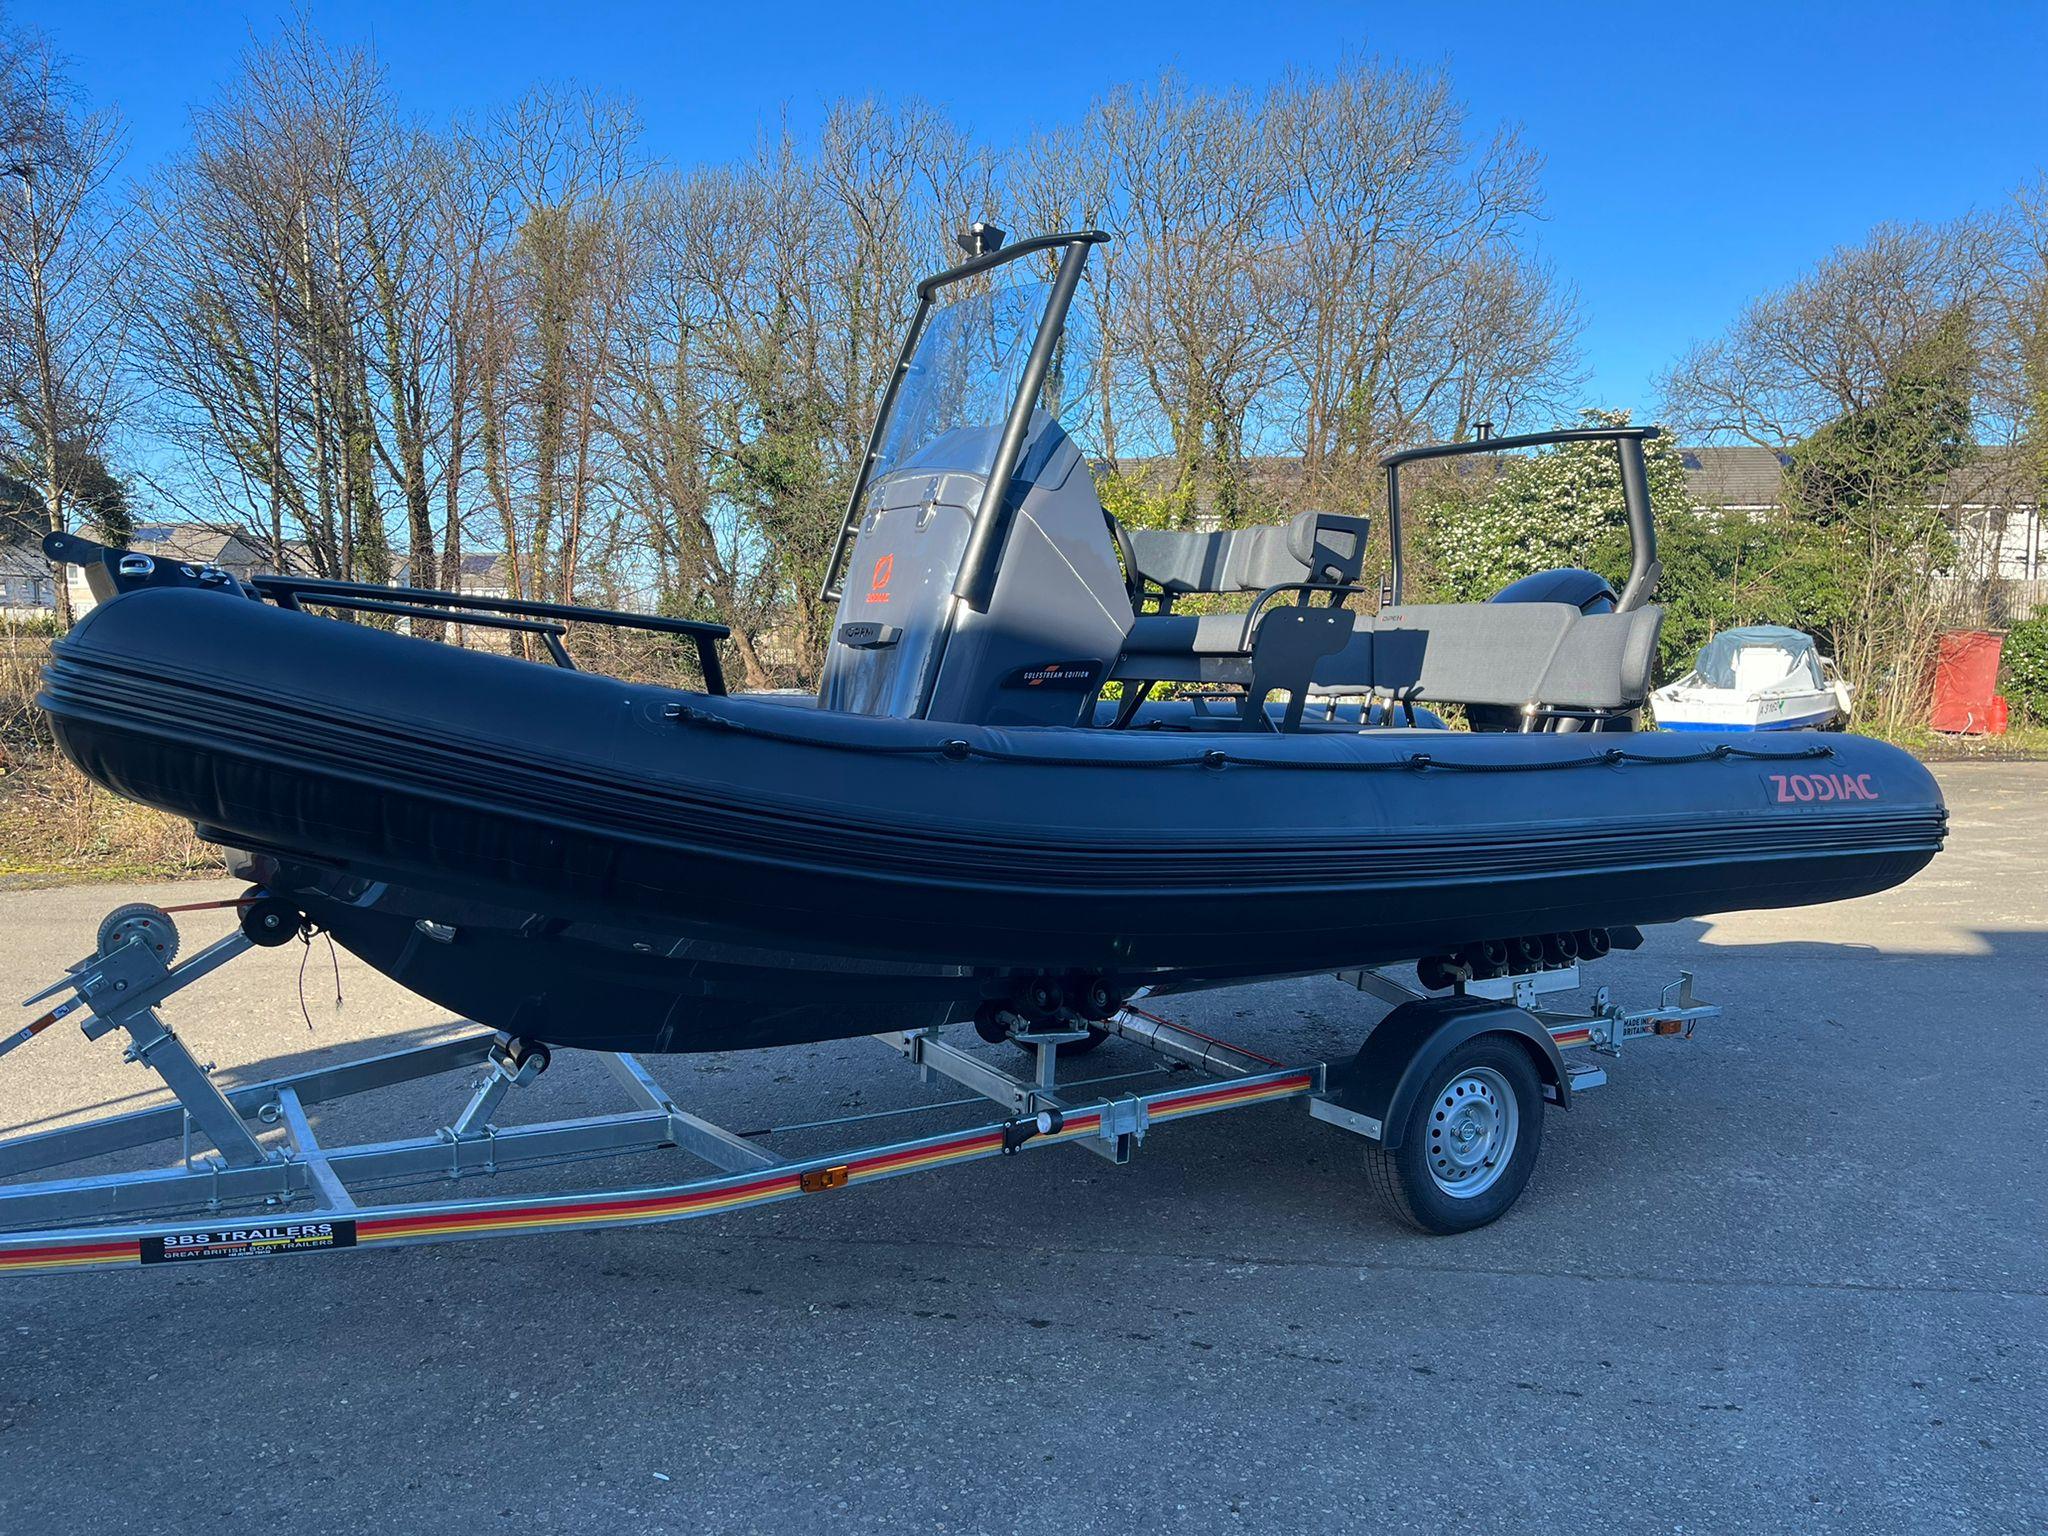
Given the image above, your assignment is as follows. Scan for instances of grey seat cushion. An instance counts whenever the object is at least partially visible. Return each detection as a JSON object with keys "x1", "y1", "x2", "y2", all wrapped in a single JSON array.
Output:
[
  {"x1": 1127, "y1": 511, "x2": 1368, "y2": 596},
  {"x1": 1538, "y1": 609, "x2": 1663, "y2": 709},
  {"x1": 1370, "y1": 603, "x2": 1578, "y2": 706},
  {"x1": 1123, "y1": 611, "x2": 1254, "y2": 658}
]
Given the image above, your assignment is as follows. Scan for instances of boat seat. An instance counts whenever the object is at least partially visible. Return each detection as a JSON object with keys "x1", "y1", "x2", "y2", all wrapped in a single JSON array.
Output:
[
  {"x1": 1308, "y1": 602, "x2": 1664, "y2": 713},
  {"x1": 1110, "y1": 511, "x2": 1371, "y2": 691},
  {"x1": 1123, "y1": 610, "x2": 1261, "y2": 659},
  {"x1": 1124, "y1": 510, "x2": 1369, "y2": 597}
]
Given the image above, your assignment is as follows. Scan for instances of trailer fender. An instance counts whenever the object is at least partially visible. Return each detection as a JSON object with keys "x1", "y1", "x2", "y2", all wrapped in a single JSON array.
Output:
[{"x1": 1321, "y1": 996, "x2": 1569, "y2": 1149}]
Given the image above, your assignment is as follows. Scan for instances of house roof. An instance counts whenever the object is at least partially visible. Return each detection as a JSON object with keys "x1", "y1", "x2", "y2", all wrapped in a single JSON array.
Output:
[
  {"x1": 1680, "y1": 444, "x2": 2038, "y2": 510},
  {"x1": 124, "y1": 524, "x2": 275, "y2": 568},
  {"x1": 1679, "y1": 447, "x2": 1795, "y2": 507},
  {"x1": 391, "y1": 552, "x2": 514, "y2": 587},
  {"x1": 456, "y1": 552, "x2": 512, "y2": 582},
  {"x1": 1, "y1": 540, "x2": 47, "y2": 578}
]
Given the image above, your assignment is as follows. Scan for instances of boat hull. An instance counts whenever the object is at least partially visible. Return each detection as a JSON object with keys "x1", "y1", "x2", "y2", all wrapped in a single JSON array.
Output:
[
  {"x1": 1657, "y1": 710, "x2": 1841, "y2": 732},
  {"x1": 1652, "y1": 686, "x2": 1848, "y2": 733},
  {"x1": 39, "y1": 588, "x2": 1948, "y2": 1052}
]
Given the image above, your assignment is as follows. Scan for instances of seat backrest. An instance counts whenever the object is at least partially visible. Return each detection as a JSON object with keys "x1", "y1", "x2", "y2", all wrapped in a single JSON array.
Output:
[
  {"x1": 1371, "y1": 603, "x2": 1577, "y2": 707},
  {"x1": 1539, "y1": 608, "x2": 1663, "y2": 709},
  {"x1": 1127, "y1": 511, "x2": 1368, "y2": 597},
  {"x1": 1310, "y1": 603, "x2": 1663, "y2": 711}
]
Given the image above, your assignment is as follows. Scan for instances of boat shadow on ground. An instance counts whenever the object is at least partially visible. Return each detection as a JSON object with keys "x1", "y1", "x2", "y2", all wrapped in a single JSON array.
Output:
[{"x1": 1651, "y1": 916, "x2": 2048, "y2": 975}]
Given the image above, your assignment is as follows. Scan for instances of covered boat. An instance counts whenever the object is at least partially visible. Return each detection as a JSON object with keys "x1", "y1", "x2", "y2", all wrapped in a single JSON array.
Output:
[
  {"x1": 36, "y1": 229, "x2": 1946, "y2": 1055},
  {"x1": 1652, "y1": 626, "x2": 1854, "y2": 732}
]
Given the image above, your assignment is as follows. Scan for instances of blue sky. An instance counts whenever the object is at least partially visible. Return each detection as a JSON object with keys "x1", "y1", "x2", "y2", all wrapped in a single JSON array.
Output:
[{"x1": 20, "y1": 0, "x2": 2048, "y2": 418}]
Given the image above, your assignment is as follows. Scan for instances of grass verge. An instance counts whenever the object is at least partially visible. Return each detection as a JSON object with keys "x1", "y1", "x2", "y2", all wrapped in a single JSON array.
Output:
[
  {"x1": 1873, "y1": 721, "x2": 2048, "y2": 761},
  {"x1": 0, "y1": 747, "x2": 226, "y2": 887}
]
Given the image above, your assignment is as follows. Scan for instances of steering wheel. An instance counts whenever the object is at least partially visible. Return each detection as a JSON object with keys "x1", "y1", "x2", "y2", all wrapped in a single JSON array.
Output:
[{"x1": 1103, "y1": 508, "x2": 1142, "y2": 607}]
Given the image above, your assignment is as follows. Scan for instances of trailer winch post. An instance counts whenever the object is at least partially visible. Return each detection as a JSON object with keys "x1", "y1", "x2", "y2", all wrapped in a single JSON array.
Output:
[{"x1": 20, "y1": 923, "x2": 270, "y2": 1170}]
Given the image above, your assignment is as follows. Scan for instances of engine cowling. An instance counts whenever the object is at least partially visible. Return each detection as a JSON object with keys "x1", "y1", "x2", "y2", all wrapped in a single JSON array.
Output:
[{"x1": 1488, "y1": 566, "x2": 1617, "y2": 614}]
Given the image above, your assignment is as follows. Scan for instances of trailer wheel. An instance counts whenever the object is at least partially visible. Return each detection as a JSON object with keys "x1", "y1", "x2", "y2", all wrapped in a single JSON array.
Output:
[{"x1": 1363, "y1": 1037, "x2": 1544, "y2": 1234}]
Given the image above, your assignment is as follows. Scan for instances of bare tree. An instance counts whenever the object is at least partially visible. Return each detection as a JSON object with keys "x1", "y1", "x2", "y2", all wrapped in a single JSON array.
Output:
[
  {"x1": 1098, "y1": 75, "x2": 1287, "y2": 524},
  {"x1": 130, "y1": 24, "x2": 395, "y2": 580},
  {"x1": 472, "y1": 88, "x2": 645, "y2": 607},
  {"x1": 106, "y1": 25, "x2": 1590, "y2": 692},
  {"x1": 1662, "y1": 217, "x2": 2006, "y2": 445},
  {"x1": 1016, "y1": 62, "x2": 1580, "y2": 527},
  {"x1": 1993, "y1": 178, "x2": 2048, "y2": 523},
  {"x1": 606, "y1": 168, "x2": 782, "y2": 682},
  {"x1": 1261, "y1": 62, "x2": 1577, "y2": 502},
  {"x1": 0, "y1": 20, "x2": 131, "y2": 622}
]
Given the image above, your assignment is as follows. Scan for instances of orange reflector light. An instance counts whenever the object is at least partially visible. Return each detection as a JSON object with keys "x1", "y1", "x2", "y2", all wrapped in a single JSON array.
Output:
[
  {"x1": 799, "y1": 1165, "x2": 851, "y2": 1194},
  {"x1": 1652, "y1": 1019, "x2": 1684, "y2": 1036}
]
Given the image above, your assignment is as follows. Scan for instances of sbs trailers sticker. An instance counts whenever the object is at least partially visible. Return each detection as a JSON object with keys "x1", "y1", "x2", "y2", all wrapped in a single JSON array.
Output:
[{"x1": 140, "y1": 1219, "x2": 357, "y2": 1265}]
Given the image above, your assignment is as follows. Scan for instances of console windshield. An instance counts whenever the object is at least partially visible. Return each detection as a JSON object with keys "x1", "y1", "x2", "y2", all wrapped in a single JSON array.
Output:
[{"x1": 866, "y1": 275, "x2": 1055, "y2": 490}]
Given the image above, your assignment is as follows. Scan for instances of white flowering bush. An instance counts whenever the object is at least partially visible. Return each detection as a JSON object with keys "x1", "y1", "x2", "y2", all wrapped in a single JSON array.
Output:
[{"x1": 1419, "y1": 409, "x2": 1700, "y2": 603}]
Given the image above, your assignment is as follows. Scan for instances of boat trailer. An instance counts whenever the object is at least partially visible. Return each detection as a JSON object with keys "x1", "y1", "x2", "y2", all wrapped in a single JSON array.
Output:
[{"x1": 0, "y1": 898, "x2": 1720, "y2": 1276}]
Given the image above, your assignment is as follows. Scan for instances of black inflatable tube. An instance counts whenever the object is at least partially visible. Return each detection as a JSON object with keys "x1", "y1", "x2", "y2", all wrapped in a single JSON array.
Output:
[{"x1": 36, "y1": 587, "x2": 1947, "y2": 1053}]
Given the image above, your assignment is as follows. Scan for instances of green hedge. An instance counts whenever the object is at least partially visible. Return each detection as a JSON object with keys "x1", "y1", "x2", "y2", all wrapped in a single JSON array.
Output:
[{"x1": 2003, "y1": 607, "x2": 2048, "y2": 725}]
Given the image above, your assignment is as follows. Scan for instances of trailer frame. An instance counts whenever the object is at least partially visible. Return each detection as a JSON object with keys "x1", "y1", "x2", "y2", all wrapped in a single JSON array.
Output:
[{"x1": 0, "y1": 900, "x2": 1720, "y2": 1276}]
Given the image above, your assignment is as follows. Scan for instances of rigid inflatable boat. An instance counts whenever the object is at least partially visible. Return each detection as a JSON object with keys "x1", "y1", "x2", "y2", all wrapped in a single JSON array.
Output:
[{"x1": 37, "y1": 229, "x2": 1946, "y2": 1054}]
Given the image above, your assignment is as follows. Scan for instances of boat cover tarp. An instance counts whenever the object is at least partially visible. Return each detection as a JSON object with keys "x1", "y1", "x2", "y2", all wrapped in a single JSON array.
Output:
[{"x1": 1694, "y1": 626, "x2": 1824, "y2": 691}]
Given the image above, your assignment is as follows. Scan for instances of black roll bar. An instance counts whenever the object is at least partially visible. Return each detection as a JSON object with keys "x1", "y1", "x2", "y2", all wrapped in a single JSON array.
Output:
[
  {"x1": 914, "y1": 229, "x2": 1108, "y2": 301},
  {"x1": 1379, "y1": 426, "x2": 1664, "y2": 612},
  {"x1": 819, "y1": 230, "x2": 1109, "y2": 607}
]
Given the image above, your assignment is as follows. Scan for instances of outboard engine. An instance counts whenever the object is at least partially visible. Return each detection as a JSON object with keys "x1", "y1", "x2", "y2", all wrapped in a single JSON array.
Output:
[{"x1": 1488, "y1": 566, "x2": 1618, "y2": 614}]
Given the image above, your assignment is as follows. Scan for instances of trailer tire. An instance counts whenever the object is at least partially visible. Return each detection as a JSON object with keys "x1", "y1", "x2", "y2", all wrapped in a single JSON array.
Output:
[{"x1": 1362, "y1": 1037, "x2": 1544, "y2": 1234}]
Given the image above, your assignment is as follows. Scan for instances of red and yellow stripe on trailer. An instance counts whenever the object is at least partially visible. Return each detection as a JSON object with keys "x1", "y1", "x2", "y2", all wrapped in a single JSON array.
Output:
[
  {"x1": 1148, "y1": 1072, "x2": 1314, "y2": 1123},
  {"x1": 0, "y1": 1067, "x2": 1314, "y2": 1276},
  {"x1": 0, "y1": 1235, "x2": 141, "y2": 1274}
]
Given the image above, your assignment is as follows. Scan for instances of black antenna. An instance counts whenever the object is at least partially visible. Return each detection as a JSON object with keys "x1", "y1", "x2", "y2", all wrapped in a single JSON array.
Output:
[{"x1": 956, "y1": 221, "x2": 1006, "y2": 259}]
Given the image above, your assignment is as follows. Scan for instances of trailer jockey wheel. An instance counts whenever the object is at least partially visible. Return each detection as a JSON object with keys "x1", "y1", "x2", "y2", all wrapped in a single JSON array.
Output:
[{"x1": 1363, "y1": 1038, "x2": 1545, "y2": 1235}]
